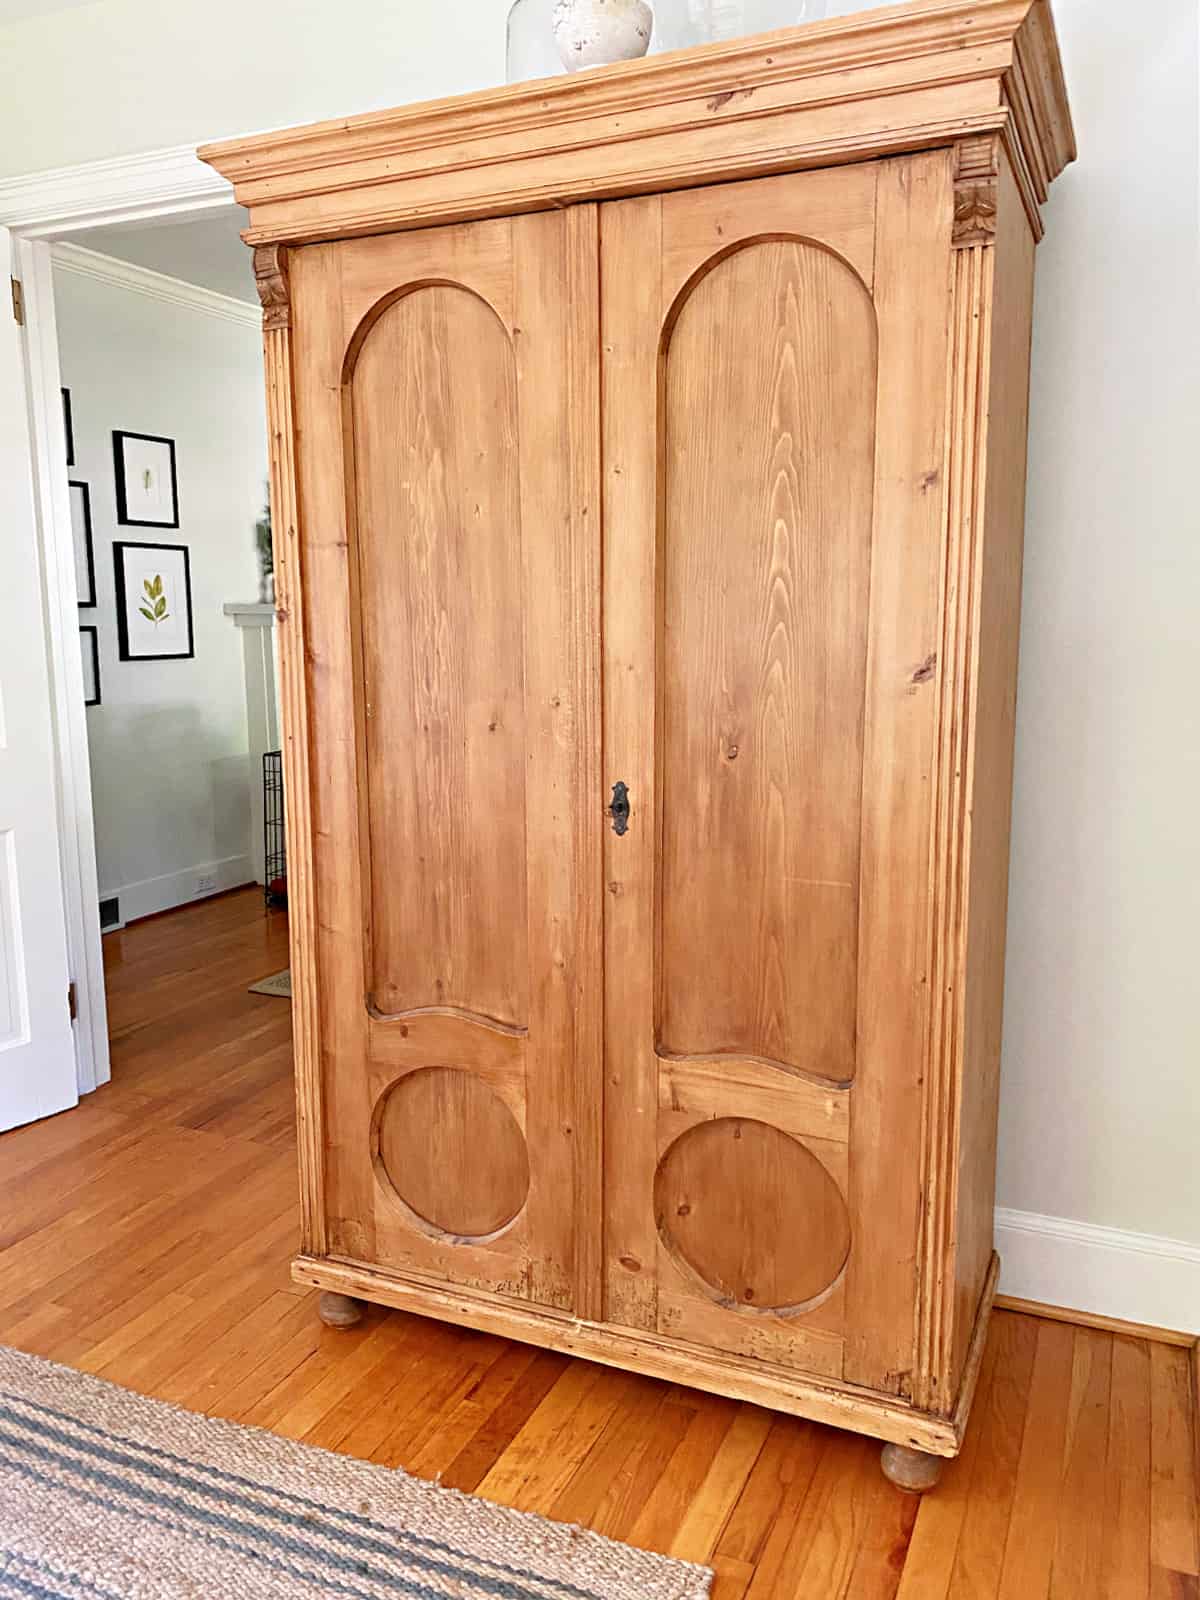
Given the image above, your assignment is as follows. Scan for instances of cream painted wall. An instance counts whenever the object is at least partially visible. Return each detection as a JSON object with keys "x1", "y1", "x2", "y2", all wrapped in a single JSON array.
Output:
[
  {"x1": 2, "y1": 0, "x2": 1196, "y2": 1312},
  {"x1": 54, "y1": 264, "x2": 267, "y2": 920},
  {"x1": 0, "y1": 0, "x2": 503, "y2": 179},
  {"x1": 996, "y1": 0, "x2": 1200, "y2": 1246}
]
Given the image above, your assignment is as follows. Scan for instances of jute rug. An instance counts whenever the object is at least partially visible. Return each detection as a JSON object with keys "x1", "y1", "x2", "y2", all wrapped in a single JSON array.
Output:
[
  {"x1": 248, "y1": 968, "x2": 292, "y2": 998},
  {"x1": 0, "y1": 1346, "x2": 711, "y2": 1599}
]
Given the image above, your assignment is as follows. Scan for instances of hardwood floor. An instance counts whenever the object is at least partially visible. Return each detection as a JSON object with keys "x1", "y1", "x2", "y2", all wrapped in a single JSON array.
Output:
[{"x1": 1, "y1": 886, "x2": 1196, "y2": 1597}]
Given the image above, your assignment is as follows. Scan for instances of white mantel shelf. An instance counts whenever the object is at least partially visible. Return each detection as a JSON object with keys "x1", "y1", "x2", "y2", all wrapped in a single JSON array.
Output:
[
  {"x1": 223, "y1": 602, "x2": 276, "y2": 627},
  {"x1": 225, "y1": 602, "x2": 280, "y2": 885}
]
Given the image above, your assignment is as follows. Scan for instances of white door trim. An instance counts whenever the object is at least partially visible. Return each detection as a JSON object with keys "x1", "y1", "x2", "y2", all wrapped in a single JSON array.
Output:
[
  {"x1": 17, "y1": 238, "x2": 111, "y2": 1094},
  {"x1": 0, "y1": 145, "x2": 234, "y2": 237},
  {"x1": 4, "y1": 144, "x2": 244, "y2": 1098}
]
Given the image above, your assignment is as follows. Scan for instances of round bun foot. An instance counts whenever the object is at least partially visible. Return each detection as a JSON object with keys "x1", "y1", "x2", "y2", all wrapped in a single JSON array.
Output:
[
  {"x1": 881, "y1": 1442, "x2": 944, "y2": 1494},
  {"x1": 318, "y1": 1290, "x2": 365, "y2": 1329}
]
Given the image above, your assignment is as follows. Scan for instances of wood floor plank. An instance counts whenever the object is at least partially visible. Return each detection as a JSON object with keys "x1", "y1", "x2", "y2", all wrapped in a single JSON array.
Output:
[
  {"x1": 591, "y1": 1394, "x2": 699, "y2": 1541},
  {"x1": 739, "y1": 1428, "x2": 829, "y2": 1596},
  {"x1": 1151, "y1": 1344, "x2": 1200, "y2": 1576},
  {"x1": 626, "y1": 1394, "x2": 741, "y2": 1554},
  {"x1": 1049, "y1": 1326, "x2": 1114, "y2": 1597},
  {"x1": 668, "y1": 1405, "x2": 774, "y2": 1563},
  {"x1": 0, "y1": 889, "x2": 1183, "y2": 1600},
  {"x1": 895, "y1": 1316, "x2": 1008, "y2": 1600},
  {"x1": 845, "y1": 1472, "x2": 920, "y2": 1600},
  {"x1": 476, "y1": 1361, "x2": 617, "y2": 1510},
  {"x1": 947, "y1": 1309, "x2": 1040, "y2": 1597},
  {"x1": 438, "y1": 1348, "x2": 572, "y2": 1494},
  {"x1": 995, "y1": 1318, "x2": 1077, "y2": 1600},
  {"x1": 1103, "y1": 1334, "x2": 1153, "y2": 1600},
  {"x1": 549, "y1": 1376, "x2": 670, "y2": 1527}
]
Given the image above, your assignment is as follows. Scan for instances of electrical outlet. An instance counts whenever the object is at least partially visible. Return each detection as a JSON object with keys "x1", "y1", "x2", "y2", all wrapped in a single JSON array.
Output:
[{"x1": 196, "y1": 872, "x2": 218, "y2": 896}]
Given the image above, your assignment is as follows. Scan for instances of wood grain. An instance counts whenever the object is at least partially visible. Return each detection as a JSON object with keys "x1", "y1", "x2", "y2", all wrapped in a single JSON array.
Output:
[
  {"x1": 0, "y1": 891, "x2": 1184, "y2": 1598},
  {"x1": 945, "y1": 149, "x2": 1038, "y2": 1399},
  {"x1": 375, "y1": 1067, "x2": 530, "y2": 1239},
  {"x1": 843, "y1": 148, "x2": 954, "y2": 1399},
  {"x1": 259, "y1": 281, "x2": 325, "y2": 1258},
  {"x1": 654, "y1": 1118, "x2": 850, "y2": 1314},
  {"x1": 658, "y1": 235, "x2": 874, "y2": 1085},
  {"x1": 290, "y1": 214, "x2": 602, "y2": 1312},
  {"x1": 198, "y1": 0, "x2": 1074, "y2": 249},
  {"x1": 231, "y1": 18, "x2": 1075, "y2": 1471},
  {"x1": 349, "y1": 278, "x2": 528, "y2": 1028}
]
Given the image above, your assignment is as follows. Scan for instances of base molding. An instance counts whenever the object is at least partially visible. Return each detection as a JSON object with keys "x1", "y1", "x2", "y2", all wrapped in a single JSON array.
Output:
[
  {"x1": 102, "y1": 853, "x2": 254, "y2": 926},
  {"x1": 995, "y1": 1207, "x2": 1200, "y2": 1339},
  {"x1": 995, "y1": 1294, "x2": 1197, "y2": 1349},
  {"x1": 291, "y1": 1252, "x2": 997, "y2": 1460}
]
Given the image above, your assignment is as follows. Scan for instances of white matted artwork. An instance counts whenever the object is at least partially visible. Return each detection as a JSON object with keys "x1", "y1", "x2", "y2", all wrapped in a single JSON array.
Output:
[
  {"x1": 113, "y1": 541, "x2": 194, "y2": 661},
  {"x1": 69, "y1": 481, "x2": 95, "y2": 607},
  {"x1": 112, "y1": 430, "x2": 179, "y2": 528}
]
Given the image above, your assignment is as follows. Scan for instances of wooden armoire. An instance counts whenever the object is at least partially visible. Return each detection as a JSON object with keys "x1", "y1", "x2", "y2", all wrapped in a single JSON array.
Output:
[{"x1": 202, "y1": 0, "x2": 1074, "y2": 1488}]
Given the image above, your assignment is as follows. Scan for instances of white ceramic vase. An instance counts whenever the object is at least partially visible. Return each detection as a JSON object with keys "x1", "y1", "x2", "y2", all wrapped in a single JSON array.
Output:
[{"x1": 552, "y1": 0, "x2": 654, "y2": 72}]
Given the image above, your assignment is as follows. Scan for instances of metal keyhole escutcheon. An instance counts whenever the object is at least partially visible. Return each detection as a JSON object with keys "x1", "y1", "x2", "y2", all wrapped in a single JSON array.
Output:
[{"x1": 609, "y1": 781, "x2": 631, "y2": 836}]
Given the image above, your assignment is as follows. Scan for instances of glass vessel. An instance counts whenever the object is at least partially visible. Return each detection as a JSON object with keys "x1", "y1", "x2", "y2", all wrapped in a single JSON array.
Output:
[
  {"x1": 506, "y1": 0, "x2": 565, "y2": 83},
  {"x1": 506, "y1": 0, "x2": 828, "y2": 85},
  {"x1": 655, "y1": 0, "x2": 827, "y2": 51}
]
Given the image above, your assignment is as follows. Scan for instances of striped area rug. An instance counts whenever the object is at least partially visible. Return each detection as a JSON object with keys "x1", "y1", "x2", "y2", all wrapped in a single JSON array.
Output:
[{"x1": 0, "y1": 1345, "x2": 711, "y2": 1599}]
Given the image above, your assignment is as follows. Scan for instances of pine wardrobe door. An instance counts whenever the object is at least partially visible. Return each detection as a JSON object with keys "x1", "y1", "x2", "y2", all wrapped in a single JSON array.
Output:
[
  {"x1": 600, "y1": 155, "x2": 954, "y2": 1394},
  {"x1": 290, "y1": 211, "x2": 603, "y2": 1313}
]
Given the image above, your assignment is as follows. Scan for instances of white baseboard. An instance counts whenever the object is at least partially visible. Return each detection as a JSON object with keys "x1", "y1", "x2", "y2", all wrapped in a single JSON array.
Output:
[
  {"x1": 103, "y1": 853, "x2": 254, "y2": 926},
  {"x1": 995, "y1": 1206, "x2": 1200, "y2": 1336}
]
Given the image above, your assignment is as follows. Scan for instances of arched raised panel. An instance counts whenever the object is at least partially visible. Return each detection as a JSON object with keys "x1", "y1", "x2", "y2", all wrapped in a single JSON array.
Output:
[
  {"x1": 657, "y1": 239, "x2": 877, "y2": 1085},
  {"x1": 346, "y1": 284, "x2": 528, "y2": 1030}
]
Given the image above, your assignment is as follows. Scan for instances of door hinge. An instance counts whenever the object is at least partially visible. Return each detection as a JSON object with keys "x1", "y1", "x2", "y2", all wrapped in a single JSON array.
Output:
[
  {"x1": 67, "y1": 981, "x2": 77, "y2": 1021},
  {"x1": 10, "y1": 277, "x2": 24, "y2": 327}
]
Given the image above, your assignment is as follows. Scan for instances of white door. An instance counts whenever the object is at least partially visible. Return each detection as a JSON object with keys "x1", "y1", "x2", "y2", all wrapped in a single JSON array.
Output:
[{"x1": 0, "y1": 226, "x2": 78, "y2": 1131}]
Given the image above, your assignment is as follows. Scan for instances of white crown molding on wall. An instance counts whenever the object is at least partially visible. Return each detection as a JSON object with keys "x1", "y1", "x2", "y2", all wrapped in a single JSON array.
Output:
[
  {"x1": 996, "y1": 1206, "x2": 1200, "y2": 1337},
  {"x1": 50, "y1": 241, "x2": 261, "y2": 330},
  {"x1": 0, "y1": 144, "x2": 233, "y2": 235}
]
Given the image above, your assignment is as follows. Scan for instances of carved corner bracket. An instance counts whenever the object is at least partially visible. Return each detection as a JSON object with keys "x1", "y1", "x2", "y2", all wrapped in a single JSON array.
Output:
[
  {"x1": 253, "y1": 244, "x2": 291, "y2": 330},
  {"x1": 952, "y1": 135, "x2": 999, "y2": 248}
]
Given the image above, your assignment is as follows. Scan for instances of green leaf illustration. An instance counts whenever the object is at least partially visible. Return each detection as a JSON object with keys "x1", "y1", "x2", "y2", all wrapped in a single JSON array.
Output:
[{"x1": 141, "y1": 575, "x2": 170, "y2": 625}]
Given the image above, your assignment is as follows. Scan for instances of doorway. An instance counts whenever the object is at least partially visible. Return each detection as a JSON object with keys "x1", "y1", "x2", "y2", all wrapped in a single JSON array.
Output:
[{"x1": 2, "y1": 167, "x2": 281, "y2": 1133}]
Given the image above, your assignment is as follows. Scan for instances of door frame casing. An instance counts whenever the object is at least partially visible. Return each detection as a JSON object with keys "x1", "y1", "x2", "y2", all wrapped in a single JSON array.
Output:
[{"x1": 0, "y1": 145, "x2": 244, "y2": 1098}]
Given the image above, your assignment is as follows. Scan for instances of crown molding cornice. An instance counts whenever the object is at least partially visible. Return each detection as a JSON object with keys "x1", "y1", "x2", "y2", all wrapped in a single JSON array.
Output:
[
  {"x1": 0, "y1": 143, "x2": 233, "y2": 235},
  {"x1": 50, "y1": 241, "x2": 262, "y2": 330},
  {"x1": 201, "y1": 0, "x2": 1074, "y2": 249}
]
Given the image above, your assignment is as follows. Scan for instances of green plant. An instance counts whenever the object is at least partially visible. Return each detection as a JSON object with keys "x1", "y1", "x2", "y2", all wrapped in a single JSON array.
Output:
[
  {"x1": 255, "y1": 484, "x2": 273, "y2": 601},
  {"x1": 138, "y1": 574, "x2": 169, "y2": 626}
]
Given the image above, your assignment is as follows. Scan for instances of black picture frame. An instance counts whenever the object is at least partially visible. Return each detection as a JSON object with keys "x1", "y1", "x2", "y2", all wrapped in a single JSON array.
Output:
[
  {"x1": 62, "y1": 388, "x2": 75, "y2": 466},
  {"x1": 112, "y1": 430, "x2": 180, "y2": 528},
  {"x1": 69, "y1": 480, "x2": 96, "y2": 607},
  {"x1": 113, "y1": 540, "x2": 195, "y2": 661},
  {"x1": 80, "y1": 625, "x2": 100, "y2": 706}
]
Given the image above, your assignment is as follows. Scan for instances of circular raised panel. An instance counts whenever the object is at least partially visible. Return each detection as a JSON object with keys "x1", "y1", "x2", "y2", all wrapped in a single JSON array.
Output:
[
  {"x1": 654, "y1": 1118, "x2": 850, "y2": 1312},
  {"x1": 375, "y1": 1067, "x2": 529, "y2": 1241}
]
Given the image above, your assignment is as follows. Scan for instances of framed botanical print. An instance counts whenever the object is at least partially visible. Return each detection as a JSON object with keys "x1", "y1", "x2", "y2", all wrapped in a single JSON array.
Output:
[
  {"x1": 113, "y1": 541, "x2": 194, "y2": 661},
  {"x1": 69, "y1": 480, "x2": 95, "y2": 607},
  {"x1": 80, "y1": 626, "x2": 100, "y2": 706},
  {"x1": 112, "y1": 430, "x2": 179, "y2": 528}
]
